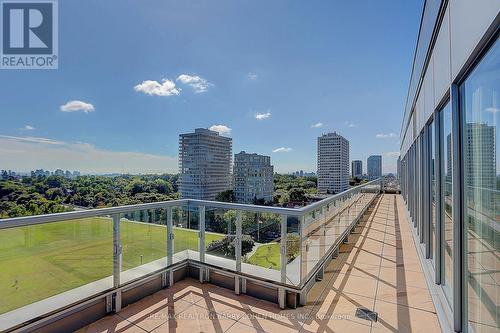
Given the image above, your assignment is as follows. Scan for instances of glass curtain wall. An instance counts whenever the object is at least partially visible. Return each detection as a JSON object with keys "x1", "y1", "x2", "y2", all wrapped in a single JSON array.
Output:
[
  {"x1": 441, "y1": 101, "x2": 454, "y2": 304},
  {"x1": 430, "y1": 118, "x2": 436, "y2": 264},
  {"x1": 461, "y1": 38, "x2": 499, "y2": 333}
]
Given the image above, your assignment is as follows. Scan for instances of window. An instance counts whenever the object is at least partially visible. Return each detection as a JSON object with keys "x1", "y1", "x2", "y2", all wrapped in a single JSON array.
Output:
[
  {"x1": 441, "y1": 101, "x2": 453, "y2": 304},
  {"x1": 461, "y1": 38, "x2": 499, "y2": 333},
  {"x1": 430, "y1": 118, "x2": 436, "y2": 263}
]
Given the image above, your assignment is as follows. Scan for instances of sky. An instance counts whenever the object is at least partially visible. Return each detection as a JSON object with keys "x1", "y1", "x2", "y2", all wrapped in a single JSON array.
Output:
[{"x1": 0, "y1": 0, "x2": 423, "y2": 174}]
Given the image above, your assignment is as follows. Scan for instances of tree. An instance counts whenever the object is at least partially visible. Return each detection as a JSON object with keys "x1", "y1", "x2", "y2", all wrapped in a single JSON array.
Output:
[
  {"x1": 289, "y1": 188, "x2": 306, "y2": 202},
  {"x1": 154, "y1": 179, "x2": 172, "y2": 194},
  {"x1": 126, "y1": 179, "x2": 146, "y2": 196},
  {"x1": 46, "y1": 188, "x2": 64, "y2": 200},
  {"x1": 215, "y1": 190, "x2": 235, "y2": 203},
  {"x1": 46, "y1": 176, "x2": 64, "y2": 188},
  {"x1": 0, "y1": 173, "x2": 179, "y2": 218},
  {"x1": 286, "y1": 234, "x2": 300, "y2": 262},
  {"x1": 206, "y1": 235, "x2": 254, "y2": 257}
]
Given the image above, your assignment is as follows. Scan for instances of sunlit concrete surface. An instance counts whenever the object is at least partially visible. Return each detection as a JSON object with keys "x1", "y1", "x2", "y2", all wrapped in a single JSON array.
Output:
[{"x1": 77, "y1": 194, "x2": 442, "y2": 333}]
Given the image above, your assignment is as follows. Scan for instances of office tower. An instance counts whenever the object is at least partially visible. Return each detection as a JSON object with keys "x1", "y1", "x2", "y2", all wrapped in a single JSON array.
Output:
[
  {"x1": 351, "y1": 160, "x2": 363, "y2": 178},
  {"x1": 464, "y1": 123, "x2": 496, "y2": 189},
  {"x1": 317, "y1": 132, "x2": 350, "y2": 194},
  {"x1": 179, "y1": 128, "x2": 232, "y2": 200},
  {"x1": 233, "y1": 151, "x2": 274, "y2": 204},
  {"x1": 367, "y1": 155, "x2": 382, "y2": 180},
  {"x1": 464, "y1": 123, "x2": 496, "y2": 209}
]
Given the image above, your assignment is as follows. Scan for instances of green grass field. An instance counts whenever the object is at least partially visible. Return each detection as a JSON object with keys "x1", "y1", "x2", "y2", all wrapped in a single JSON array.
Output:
[
  {"x1": 0, "y1": 217, "x2": 223, "y2": 314},
  {"x1": 245, "y1": 243, "x2": 281, "y2": 270}
]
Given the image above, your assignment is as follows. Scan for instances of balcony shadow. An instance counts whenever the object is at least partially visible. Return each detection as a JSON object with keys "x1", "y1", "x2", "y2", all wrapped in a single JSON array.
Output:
[{"x1": 296, "y1": 195, "x2": 399, "y2": 332}]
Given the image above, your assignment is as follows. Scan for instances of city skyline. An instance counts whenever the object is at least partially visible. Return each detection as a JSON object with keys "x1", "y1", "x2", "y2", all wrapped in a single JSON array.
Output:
[
  {"x1": 0, "y1": 127, "x2": 394, "y2": 177},
  {"x1": 0, "y1": 1, "x2": 420, "y2": 175}
]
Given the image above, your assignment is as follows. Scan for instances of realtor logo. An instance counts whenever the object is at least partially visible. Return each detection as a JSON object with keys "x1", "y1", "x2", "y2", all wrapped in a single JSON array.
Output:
[{"x1": 1, "y1": 0, "x2": 58, "y2": 69}]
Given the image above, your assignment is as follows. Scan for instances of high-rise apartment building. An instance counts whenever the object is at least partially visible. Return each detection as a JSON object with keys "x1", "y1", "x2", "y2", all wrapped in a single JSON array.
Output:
[
  {"x1": 351, "y1": 160, "x2": 363, "y2": 178},
  {"x1": 367, "y1": 155, "x2": 382, "y2": 180},
  {"x1": 317, "y1": 132, "x2": 349, "y2": 194},
  {"x1": 233, "y1": 151, "x2": 274, "y2": 204},
  {"x1": 179, "y1": 128, "x2": 232, "y2": 200}
]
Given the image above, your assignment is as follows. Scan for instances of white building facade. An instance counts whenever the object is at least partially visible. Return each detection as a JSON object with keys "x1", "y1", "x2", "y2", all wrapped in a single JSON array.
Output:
[
  {"x1": 233, "y1": 151, "x2": 274, "y2": 204},
  {"x1": 399, "y1": 1, "x2": 499, "y2": 332},
  {"x1": 317, "y1": 132, "x2": 349, "y2": 194},
  {"x1": 179, "y1": 128, "x2": 232, "y2": 200}
]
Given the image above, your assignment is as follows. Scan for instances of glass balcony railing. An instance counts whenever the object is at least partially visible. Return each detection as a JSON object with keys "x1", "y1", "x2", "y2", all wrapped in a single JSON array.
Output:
[{"x1": 0, "y1": 178, "x2": 381, "y2": 331}]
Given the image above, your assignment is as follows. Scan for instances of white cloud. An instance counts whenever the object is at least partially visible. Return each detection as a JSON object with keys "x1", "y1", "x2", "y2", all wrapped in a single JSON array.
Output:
[
  {"x1": 24, "y1": 125, "x2": 35, "y2": 130},
  {"x1": 0, "y1": 135, "x2": 63, "y2": 145},
  {"x1": 344, "y1": 121, "x2": 356, "y2": 128},
  {"x1": 60, "y1": 100, "x2": 95, "y2": 113},
  {"x1": 255, "y1": 112, "x2": 271, "y2": 120},
  {"x1": 486, "y1": 107, "x2": 499, "y2": 114},
  {"x1": 209, "y1": 125, "x2": 232, "y2": 136},
  {"x1": 134, "y1": 79, "x2": 180, "y2": 96},
  {"x1": 272, "y1": 147, "x2": 292, "y2": 153},
  {"x1": 384, "y1": 151, "x2": 400, "y2": 158},
  {"x1": 376, "y1": 132, "x2": 398, "y2": 139},
  {"x1": 247, "y1": 72, "x2": 258, "y2": 80},
  {"x1": 311, "y1": 122, "x2": 323, "y2": 128},
  {"x1": 176, "y1": 74, "x2": 211, "y2": 93},
  {"x1": 0, "y1": 135, "x2": 177, "y2": 174}
]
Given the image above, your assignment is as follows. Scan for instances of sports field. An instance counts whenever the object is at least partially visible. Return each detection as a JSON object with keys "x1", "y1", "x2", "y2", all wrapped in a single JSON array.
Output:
[{"x1": 0, "y1": 217, "x2": 223, "y2": 314}]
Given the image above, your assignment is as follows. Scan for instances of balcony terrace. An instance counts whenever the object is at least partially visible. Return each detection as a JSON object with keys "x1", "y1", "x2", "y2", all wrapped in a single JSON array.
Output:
[{"x1": 0, "y1": 181, "x2": 443, "y2": 332}]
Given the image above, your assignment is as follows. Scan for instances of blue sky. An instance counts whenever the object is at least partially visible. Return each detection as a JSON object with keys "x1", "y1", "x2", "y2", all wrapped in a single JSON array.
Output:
[{"x1": 0, "y1": 0, "x2": 423, "y2": 174}]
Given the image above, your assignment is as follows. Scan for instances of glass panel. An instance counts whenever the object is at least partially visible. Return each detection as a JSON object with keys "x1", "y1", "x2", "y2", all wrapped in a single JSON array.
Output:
[
  {"x1": 204, "y1": 207, "x2": 236, "y2": 270},
  {"x1": 416, "y1": 138, "x2": 421, "y2": 229},
  {"x1": 241, "y1": 212, "x2": 282, "y2": 282},
  {"x1": 419, "y1": 134, "x2": 424, "y2": 237},
  {"x1": 0, "y1": 217, "x2": 113, "y2": 314},
  {"x1": 462, "y1": 39, "x2": 499, "y2": 333},
  {"x1": 430, "y1": 119, "x2": 436, "y2": 264},
  {"x1": 442, "y1": 101, "x2": 453, "y2": 303},
  {"x1": 286, "y1": 216, "x2": 300, "y2": 286},
  {"x1": 120, "y1": 209, "x2": 167, "y2": 284},
  {"x1": 302, "y1": 209, "x2": 321, "y2": 279},
  {"x1": 172, "y1": 206, "x2": 200, "y2": 262}
]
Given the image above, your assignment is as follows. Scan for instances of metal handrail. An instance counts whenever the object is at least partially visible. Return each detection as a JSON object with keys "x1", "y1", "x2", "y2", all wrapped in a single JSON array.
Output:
[
  {"x1": 0, "y1": 177, "x2": 382, "y2": 329},
  {"x1": 0, "y1": 178, "x2": 382, "y2": 230},
  {"x1": 299, "y1": 178, "x2": 381, "y2": 214}
]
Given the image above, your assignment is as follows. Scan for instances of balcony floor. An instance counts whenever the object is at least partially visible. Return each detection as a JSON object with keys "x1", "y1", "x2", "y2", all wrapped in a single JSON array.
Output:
[{"x1": 77, "y1": 194, "x2": 442, "y2": 333}]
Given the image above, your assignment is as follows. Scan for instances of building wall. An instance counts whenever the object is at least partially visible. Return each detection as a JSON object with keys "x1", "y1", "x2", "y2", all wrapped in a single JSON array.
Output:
[
  {"x1": 179, "y1": 128, "x2": 232, "y2": 200},
  {"x1": 367, "y1": 155, "x2": 382, "y2": 180},
  {"x1": 233, "y1": 151, "x2": 274, "y2": 204},
  {"x1": 399, "y1": 1, "x2": 499, "y2": 332},
  {"x1": 401, "y1": 0, "x2": 500, "y2": 156},
  {"x1": 317, "y1": 132, "x2": 349, "y2": 194},
  {"x1": 351, "y1": 160, "x2": 363, "y2": 178}
]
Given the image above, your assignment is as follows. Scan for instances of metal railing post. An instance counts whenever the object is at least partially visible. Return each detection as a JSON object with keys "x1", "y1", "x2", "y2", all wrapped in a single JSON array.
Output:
[
  {"x1": 235, "y1": 211, "x2": 242, "y2": 295},
  {"x1": 280, "y1": 214, "x2": 287, "y2": 284},
  {"x1": 166, "y1": 207, "x2": 174, "y2": 286},
  {"x1": 279, "y1": 214, "x2": 287, "y2": 309},
  {"x1": 299, "y1": 213, "x2": 308, "y2": 306},
  {"x1": 112, "y1": 214, "x2": 122, "y2": 312},
  {"x1": 199, "y1": 205, "x2": 206, "y2": 283}
]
